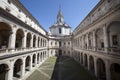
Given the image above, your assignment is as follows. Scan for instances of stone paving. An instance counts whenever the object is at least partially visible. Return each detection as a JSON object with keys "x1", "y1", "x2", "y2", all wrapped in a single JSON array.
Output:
[{"x1": 26, "y1": 56, "x2": 97, "y2": 80}]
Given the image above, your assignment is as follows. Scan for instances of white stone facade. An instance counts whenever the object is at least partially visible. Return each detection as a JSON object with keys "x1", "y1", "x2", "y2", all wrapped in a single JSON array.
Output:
[
  {"x1": 0, "y1": 0, "x2": 120, "y2": 80},
  {"x1": 0, "y1": 0, "x2": 48, "y2": 80},
  {"x1": 72, "y1": 0, "x2": 120, "y2": 80}
]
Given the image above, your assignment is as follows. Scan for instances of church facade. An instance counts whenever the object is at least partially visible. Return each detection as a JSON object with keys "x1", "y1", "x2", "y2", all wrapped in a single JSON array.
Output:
[
  {"x1": 0, "y1": 0, "x2": 120, "y2": 80},
  {"x1": 48, "y1": 9, "x2": 72, "y2": 57}
]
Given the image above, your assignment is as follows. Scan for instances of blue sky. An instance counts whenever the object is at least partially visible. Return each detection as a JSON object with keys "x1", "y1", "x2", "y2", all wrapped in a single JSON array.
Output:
[{"x1": 20, "y1": 0, "x2": 100, "y2": 31}]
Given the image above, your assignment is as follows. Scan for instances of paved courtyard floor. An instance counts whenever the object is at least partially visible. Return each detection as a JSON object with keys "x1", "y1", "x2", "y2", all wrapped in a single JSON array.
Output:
[{"x1": 26, "y1": 56, "x2": 97, "y2": 80}]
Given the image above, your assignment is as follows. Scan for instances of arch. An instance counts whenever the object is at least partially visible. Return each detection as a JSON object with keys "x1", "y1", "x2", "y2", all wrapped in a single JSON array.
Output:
[
  {"x1": 0, "y1": 22, "x2": 12, "y2": 49},
  {"x1": 96, "y1": 28, "x2": 104, "y2": 50},
  {"x1": 43, "y1": 39, "x2": 45, "y2": 47},
  {"x1": 81, "y1": 53, "x2": 83, "y2": 64},
  {"x1": 32, "y1": 54, "x2": 36, "y2": 67},
  {"x1": 33, "y1": 35, "x2": 36, "y2": 47},
  {"x1": 96, "y1": 58, "x2": 106, "y2": 80},
  {"x1": 0, "y1": 64, "x2": 9, "y2": 80},
  {"x1": 13, "y1": 59, "x2": 23, "y2": 78},
  {"x1": 25, "y1": 56, "x2": 31, "y2": 71},
  {"x1": 44, "y1": 40, "x2": 46, "y2": 47},
  {"x1": 110, "y1": 63, "x2": 120, "y2": 80},
  {"x1": 26, "y1": 32, "x2": 31, "y2": 48},
  {"x1": 15, "y1": 29, "x2": 24, "y2": 48},
  {"x1": 41, "y1": 38, "x2": 42, "y2": 47},
  {"x1": 83, "y1": 35, "x2": 87, "y2": 49},
  {"x1": 88, "y1": 32, "x2": 93, "y2": 49},
  {"x1": 59, "y1": 49, "x2": 62, "y2": 56},
  {"x1": 37, "y1": 53, "x2": 40, "y2": 64},
  {"x1": 38, "y1": 37, "x2": 40, "y2": 47},
  {"x1": 40, "y1": 52, "x2": 42, "y2": 61},
  {"x1": 107, "y1": 21, "x2": 120, "y2": 48},
  {"x1": 89, "y1": 56, "x2": 94, "y2": 73},
  {"x1": 84, "y1": 54, "x2": 88, "y2": 67}
]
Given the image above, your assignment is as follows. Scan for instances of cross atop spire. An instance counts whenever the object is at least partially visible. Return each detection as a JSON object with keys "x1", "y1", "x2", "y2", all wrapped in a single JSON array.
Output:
[{"x1": 57, "y1": 4, "x2": 64, "y2": 23}]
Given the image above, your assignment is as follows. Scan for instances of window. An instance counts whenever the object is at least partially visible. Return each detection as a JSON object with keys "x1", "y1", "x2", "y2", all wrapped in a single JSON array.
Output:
[
  {"x1": 55, "y1": 42, "x2": 57, "y2": 45},
  {"x1": 98, "y1": 8, "x2": 101, "y2": 11},
  {"x1": 68, "y1": 42, "x2": 70, "y2": 45},
  {"x1": 108, "y1": 0, "x2": 111, "y2": 3},
  {"x1": 51, "y1": 42, "x2": 52, "y2": 46},
  {"x1": 51, "y1": 51, "x2": 53, "y2": 54},
  {"x1": 5, "y1": 7, "x2": 10, "y2": 12},
  {"x1": 64, "y1": 42, "x2": 66, "y2": 45},
  {"x1": 112, "y1": 35, "x2": 118, "y2": 46},
  {"x1": 59, "y1": 28, "x2": 61, "y2": 34},
  {"x1": 59, "y1": 41, "x2": 61, "y2": 47},
  {"x1": 8, "y1": 0, "x2": 11, "y2": 4}
]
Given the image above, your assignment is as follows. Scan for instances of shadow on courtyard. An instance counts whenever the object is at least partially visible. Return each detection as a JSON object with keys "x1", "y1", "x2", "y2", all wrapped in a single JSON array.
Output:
[
  {"x1": 26, "y1": 56, "x2": 97, "y2": 80},
  {"x1": 50, "y1": 56, "x2": 97, "y2": 80}
]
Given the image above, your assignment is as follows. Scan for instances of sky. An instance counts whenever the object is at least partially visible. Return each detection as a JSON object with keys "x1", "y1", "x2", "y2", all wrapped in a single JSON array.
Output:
[{"x1": 19, "y1": 0, "x2": 100, "y2": 31}]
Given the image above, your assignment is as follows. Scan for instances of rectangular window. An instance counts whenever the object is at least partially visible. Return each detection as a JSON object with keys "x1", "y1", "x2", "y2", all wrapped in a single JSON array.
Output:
[
  {"x1": 59, "y1": 28, "x2": 61, "y2": 34},
  {"x1": 59, "y1": 41, "x2": 61, "y2": 47},
  {"x1": 112, "y1": 35, "x2": 118, "y2": 46}
]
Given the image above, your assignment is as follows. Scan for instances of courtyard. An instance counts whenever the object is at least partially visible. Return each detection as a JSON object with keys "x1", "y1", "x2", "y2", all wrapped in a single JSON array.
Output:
[{"x1": 26, "y1": 56, "x2": 97, "y2": 80}]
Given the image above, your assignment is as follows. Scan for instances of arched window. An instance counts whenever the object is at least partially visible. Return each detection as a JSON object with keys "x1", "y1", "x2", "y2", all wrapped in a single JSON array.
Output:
[
  {"x1": 8, "y1": 0, "x2": 11, "y2": 4},
  {"x1": 59, "y1": 28, "x2": 61, "y2": 34}
]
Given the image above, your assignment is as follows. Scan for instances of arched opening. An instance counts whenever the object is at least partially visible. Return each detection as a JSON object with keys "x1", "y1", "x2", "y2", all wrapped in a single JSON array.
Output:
[
  {"x1": 97, "y1": 58, "x2": 106, "y2": 80},
  {"x1": 45, "y1": 40, "x2": 46, "y2": 47},
  {"x1": 25, "y1": 56, "x2": 31, "y2": 72},
  {"x1": 45, "y1": 51, "x2": 46, "y2": 58},
  {"x1": 0, "y1": 64, "x2": 9, "y2": 80},
  {"x1": 38, "y1": 37, "x2": 40, "y2": 47},
  {"x1": 26, "y1": 33, "x2": 31, "y2": 48},
  {"x1": 96, "y1": 29, "x2": 104, "y2": 50},
  {"x1": 43, "y1": 40, "x2": 44, "y2": 47},
  {"x1": 15, "y1": 29, "x2": 24, "y2": 48},
  {"x1": 33, "y1": 35, "x2": 36, "y2": 48},
  {"x1": 32, "y1": 54, "x2": 36, "y2": 67},
  {"x1": 88, "y1": 32, "x2": 93, "y2": 49},
  {"x1": 81, "y1": 53, "x2": 83, "y2": 64},
  {"x1": 108, "y1": 21, "x2": 120, "y2": 52},
  {"x1": 13, "y1": 59, "x2": 23, "y2": 78},
  {"x1": 84, "y1": 54, "x2": 88, "y2": 67},
  {"x1": 43, "y1": 52, "x2": 45, "y2": 60},
  {"x1": 110, "y1": 63, "x2": 120, "y2": 80},
  {"x1": 37, "y1": 53, "x2": 40, "y2": 64},
  {"x1": 84, "y1": 35, "x2": 87, "y2": 49},
  {"x1": 59, "y1": 49, "x2": 62, "y2": 56},
  {"x1": 40, "y1": 53, "x2": 42, "y2": 62},
  {"x1": 89, "y1": 56, "x2": 94, "y2": 73},
  {"x1": 0, "y1": 22, "x2": 11, "y2": 49},
  {"x1": 41, "y1": 39, "x2": 42, "y2": 47}
]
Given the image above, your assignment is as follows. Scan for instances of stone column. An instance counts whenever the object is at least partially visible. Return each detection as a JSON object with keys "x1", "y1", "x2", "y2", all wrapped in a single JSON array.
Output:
[
  {"x1": 83, "y1": 53, "x2": 85, "y2": 66},
  {"x1": 93, "y1": 30, "x2": 97, "y2": 51},
  {"x1": 8, "y1": 60, "x2": 14, "y2": 80},
  {"x1": 86, "y1": 33, "x2": 89, "y2": 50},
  {"x1": 8, "y1": 27, "x2": 16, "y2": 50},
  {"x1": 105, "y1": 60, "x2": 111, "y2": 80},
  {"x1": 39, "y1": 39, "x2": 40, "y2": 48},
  {"x1": 82, "y1": 36, "x2": 84, "y2": 49},
  {"x1": 94, "y1": 56, "x2": 98, "y2": 77},
  {"x1": 35, "y1": 54, "x2": 37, "y2": 66},
  {"x1": 30, "y1": 55, "x2": 33, "y2": 70},
  {"x1": 79, "y1": 53, "x2": 81, "y2": 64},
  {"x1": 30, "y1": 34, "x2": 33, "y2": 48},
  {"x1": 39, "y1": 53, "x2": 41, "y2": 63},
  {"x1": 21, "y1": 57, "x2": 26, "y2": 78},
  {"x1": 87, "y1": 54, "x2": 90, "y2": 70},
  {"x1": 35, "y1": 36, "x2": 38, "y2": 48},
  {"x1": 22, "y1": 32, "x2": 27, "y2": 49},
  {"x1": 103, "y1": 26, "x2": 109, "y2": 52}
]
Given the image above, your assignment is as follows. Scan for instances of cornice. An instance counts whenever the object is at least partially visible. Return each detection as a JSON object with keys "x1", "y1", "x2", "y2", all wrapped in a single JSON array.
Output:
[{"x1": 0, "y1": 7, "x2": 48, "y2": 39}]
